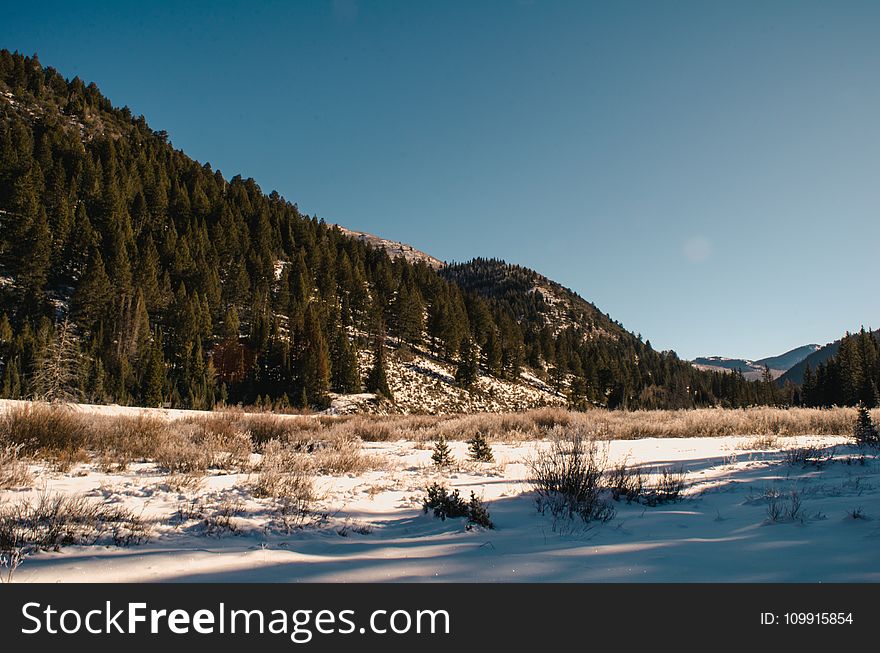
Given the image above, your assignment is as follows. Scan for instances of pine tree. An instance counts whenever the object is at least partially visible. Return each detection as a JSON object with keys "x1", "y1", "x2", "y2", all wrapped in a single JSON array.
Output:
[
  {"x1": 300, "y1": 303, "x2": 331, "y2": 407},
  {"x1": 365, "y1": 326, "x2": 392, "y2": 399},
  {"x1": 143, "y1": 334, "x2": 167, "y2": 407},
  {"x1": 391, "y1": 282, "x2": 424, "y2": 346},
  {"x1": 73, "y1": 246, "x2": 113, "y2": 325},
  {"x1": 455, "y1": 338, "x2": 479, "y2": 389},
  {"x1": 854, "y1": 403, "x2": 879, "y2": 447},
  {"x1": 330, "y1": 327, "x2": 360, "y2": 394},
  {"x1": 222, "y1": 305, "x2": 240, "y2": 339},
  {"x1": 432, "y1": 435, "x2": 454, "y2": 467},
  {"x1": 467, "y1": 432, "x2": 494, "y2": 463}
]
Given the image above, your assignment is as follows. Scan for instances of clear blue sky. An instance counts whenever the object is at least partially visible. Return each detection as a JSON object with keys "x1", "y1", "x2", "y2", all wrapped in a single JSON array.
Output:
[{"x1": 4, "y1": 1, "x2": 879, "y2": 359}]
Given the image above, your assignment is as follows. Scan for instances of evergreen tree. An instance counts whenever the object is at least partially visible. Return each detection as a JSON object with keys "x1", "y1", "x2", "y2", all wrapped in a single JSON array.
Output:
[
  {"x1": 854, "y1": 403, "x2": 878, "y2": 447},
  {"x1": 330, "y1": 327, "x2": 360, "y2": 394},
  {"x1": 365, "y1": 327, "x2": 392, "y2": 400},
  {"x1": 299, "y1": 303, "x2": 331, "y2": 407},
  {"x1": 467, "y1": 432, "x2": 494, "y2": 463},
  {"x1": 143, "y1": 333, "x2": 167, "y2": 407},
  {"x1": 455, "y1": 338, "x2": 479, "y2": 389},
  {"x1": 432, "y1": 435, "x2": 454, "y2": 467},
  {"x1": 73, "y1": 246, "x2": 113, "y2": 325}
]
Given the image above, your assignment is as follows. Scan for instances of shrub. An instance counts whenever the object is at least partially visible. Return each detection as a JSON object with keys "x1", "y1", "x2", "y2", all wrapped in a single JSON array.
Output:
[
  {"x1": 783, "y1": 445, "x2": 834, "y2": 468},
  {"x1": 467, "y1": 432, "x2": 494, "y2": 463},
  {"x1": 641, "y1": 466, "x2": 687, "y2": 506},
  {"x1": 0, "y1": 404, "x2": 90, "y2": 457},
  {"x1": 152, "y1": 427, "x2": 211, "y2": 474},
  {"x1": 431, "y1": 435, "x2": 454, "y2": 467},
  {"x1": 423, "y1": 483, "x2": 468, "y2": 520},
  {"x1": 854, "y1": 404, "x2": 879, "y2": 447},
  {"x1": 202, "y1": 499, "x2": 244, "y2": 537},
  {"x1": 527, "y1": 432, "x2": 614, "y2": 524},
  {"x1": 0, "y1": 444, "x2": 30, "y2": 489},
  {"x1": 254, "y1": 440, "x2": 315, "y2": 517},
  {"x1": 313, "y1": 438, "x2": 383, "y2": 475},
  {"x1": 766, "y1": 489, "x2": 804, "y2": 523},
  {"x1": 607, "y1": 459, "x2": 645, "y2": 503},
  {"x1": 422, "y1": 483, "x2": 493, "y2": 528},
  {"x1": 0, "y1": 491, "x2": 149, "y2": 553},
  {"x1": 466, "y1": 492, "x2": 493, "y2": 529}
]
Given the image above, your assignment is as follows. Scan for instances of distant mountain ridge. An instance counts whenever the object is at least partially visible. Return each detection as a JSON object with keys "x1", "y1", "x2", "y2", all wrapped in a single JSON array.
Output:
[
  {"x1": 333, "y1": 225, "x2": 445, "y2": 270},
  {"x1": 692, "y1": 344, "x2": 820, "y2": 381}
]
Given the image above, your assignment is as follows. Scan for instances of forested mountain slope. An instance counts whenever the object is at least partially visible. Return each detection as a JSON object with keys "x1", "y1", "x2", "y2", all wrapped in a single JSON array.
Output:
[{"x1": 0, "y1": 50, "x2": 768, "y2": 412}]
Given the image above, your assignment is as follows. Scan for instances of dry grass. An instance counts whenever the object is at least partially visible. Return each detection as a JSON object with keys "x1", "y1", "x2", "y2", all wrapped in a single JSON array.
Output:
[
  {"x1": 161, "y1": 471, "x2": 206, "y2": 493},
  {"x1": 294, "y1": 406, "x2": 870, "y2": 443},
  {"x1": 0, "y1": 444, "x2": 31, "y2": 489},
  {"x1": 254, "y1": 440, "x2": 315, "y2": 505},
  {"x1": 313, "y1": 438, "x2": 385, "y2": 475},
  {"x1": 0, "y1": 491, "x2": 149, "y2": 554},
  {"x1": 0, "y1": 403, "x2": 872, "y2": 481},
  {"x1": 0, "y1": 404, "x2": 91, "y2": 456}
]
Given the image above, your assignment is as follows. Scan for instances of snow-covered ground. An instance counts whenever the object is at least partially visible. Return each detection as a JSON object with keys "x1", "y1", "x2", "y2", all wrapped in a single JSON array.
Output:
[{"x1": 5, "y1": 434, "x2": 879, "y2": 583}]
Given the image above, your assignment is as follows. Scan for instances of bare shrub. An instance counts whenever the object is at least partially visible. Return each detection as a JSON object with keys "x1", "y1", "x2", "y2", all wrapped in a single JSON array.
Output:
[
  {"x1": 172, "y1": 498, "x2": 206, "y2": 524},
  {"x1": 312, "y1": 438, "x2": 383, "y2": 475},
  {"x1": 162, "y1": 471, "x2": 206, "y2": 494},
  {"x1": 198, "y1": 429, "x2": 253, "y2": 472},
  {"x1": 336, "y1": 417, "x2": 396, "y2": 442},
  {"x1": 0, "y1": 403, "x2": 90, "y2": 458},
  {"x1": 202, "y1": 499, "x2": 244, "y2": 536},
  {"x1": 607, "y1": 459, "x2": 645, "y2": 503},
  {"x1": 763, "y1": 488, "x2": 804, "y2": 523},
  {"x1": 0, "y1": 546, "x2": 24, "y2": 583},
  {"x1": 784, "y1": 445, "x2": 835, "y2": 468},
  {"x1": 93, "y1": 416, "x2": 170, "y2": 465},
  {"x1": 0, "y1": 491, "x2": 149, "y2": 553},
  {"x1": 254, "y1": 440, "x2": 315, "y2": 516},
  {"x1": 741, "y1": 433, "x2": 779, "y2": 450},
  {"x1": 0, "y1": 444, "x2": 31, "y2": 489},
  {"x1": 527, "y1": 432, "x2": 614, "y2": 524},
  {"x1": 642, "y1": 465, "x2": 687, "y2": 506},
  {"x1": 607, "y1": 461, "x2": 685, "y2": 506},
  {"x1": 337, "y1": 519, "x2": 374, "y2": 537},
  {"x1": 152, "y1": 425, "x2": 211, "y2": 474},
  {"x1": 245, "y1": 414, "x2": 321, "y2": 449},
  {"x1": 848, "y1": 507, "x2": 866, "y2": 520}
]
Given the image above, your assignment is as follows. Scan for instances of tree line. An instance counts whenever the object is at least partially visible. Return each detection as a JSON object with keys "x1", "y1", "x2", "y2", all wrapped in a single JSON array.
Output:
[{"x1": 801, "y1": 328, "x2": 879, "y2": 408}]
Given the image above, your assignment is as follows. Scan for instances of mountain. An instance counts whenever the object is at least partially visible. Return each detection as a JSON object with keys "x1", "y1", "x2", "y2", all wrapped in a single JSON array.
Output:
[
  {"x1": 691, "y1": 357, "x2": 772, "y2": 381},
  {"x1": 756, "y1": 345, "x2": 821, "y2": 372},
  {"x1": 333, "y1": 226, "x2": 445, "y2": 270},
  {"x1": 778, "y1": 341, "x2": 844, "y2": 386},
  {"x1": 0, "y1": 50, "x2": 772, "y2": 412},
  {"x1": 692, "y1": 345, "x2": 820, "y2": 381}
]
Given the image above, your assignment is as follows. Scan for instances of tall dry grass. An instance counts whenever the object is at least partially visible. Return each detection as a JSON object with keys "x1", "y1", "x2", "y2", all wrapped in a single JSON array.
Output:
[
  {"x1": 312, "y1": 406, "x2": 870, "y2": 442},
  {"x1": 0, "y1": 403, "x2": 869, "y2": 475}
]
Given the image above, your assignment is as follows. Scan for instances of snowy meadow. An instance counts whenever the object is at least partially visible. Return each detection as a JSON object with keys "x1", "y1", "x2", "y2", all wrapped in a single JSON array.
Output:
[{"x1": 1, "y1": 401, "x2": 879, "y2": 583}]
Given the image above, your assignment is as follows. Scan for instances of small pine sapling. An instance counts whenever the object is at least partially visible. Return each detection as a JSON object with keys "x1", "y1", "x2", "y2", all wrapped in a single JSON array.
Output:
[
  {"x1": 432, "y1": 435, "x2": 454, "y2": 467},
  {"x1": 854, "y1": 403, "x2": 879, "y2": 447},
  {"x1": 467, "y1": 432, "x2": 494, "y2": 463},
  {"x1": 466, "y1": 492, "x2": 493, "y2": 529}
]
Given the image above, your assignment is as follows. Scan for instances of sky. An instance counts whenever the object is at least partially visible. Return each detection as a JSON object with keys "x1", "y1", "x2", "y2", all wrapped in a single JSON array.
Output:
[{"x1": 3, "y1": 0, "x2": 879, "y2": 360}]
